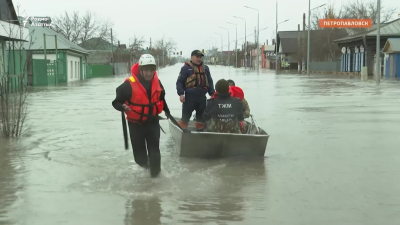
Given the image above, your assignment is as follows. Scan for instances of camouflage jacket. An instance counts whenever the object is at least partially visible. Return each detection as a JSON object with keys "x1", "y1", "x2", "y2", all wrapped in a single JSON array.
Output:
[{"x1": 242, "y1": 98, "x2": 250, "y2": 118}]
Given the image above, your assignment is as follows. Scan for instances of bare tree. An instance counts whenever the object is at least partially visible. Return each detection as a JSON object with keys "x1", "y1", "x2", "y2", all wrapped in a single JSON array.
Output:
[
  {"x1": 0, "y1": 5, "x2": 35, "y2": 137},
  {"x1": 152, "y1": 36, "x2": 177, "y2": 67},
  {"x1": 311, "y1": 0, "x2": 397, "y2": 32},
  {"x1": 129, "y1": 35, "x2": 145, "y2": 51},
  {"x1": 52, "y1": 10, "x2": 117, "y2": 47},
  {"x1": 155, "y1": 36, "x2": 177, "y2": 54}
]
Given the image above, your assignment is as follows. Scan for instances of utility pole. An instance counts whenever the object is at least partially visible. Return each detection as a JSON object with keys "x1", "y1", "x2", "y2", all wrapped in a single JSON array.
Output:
[
  {"x1": 235, "y1": 27, "x2": 237, "y2": 67},
  {"x1": 43, "y1": 33, "x2": 47, "y2": 60},
  {"x1": 54, "y1": 35, "x2": 58, "y2": 85},
  {"x1": 254, "y1": 27, "x2": 256, "y2": 70},
  {"x1": 275, "y1": 0, "x2": 278, "y2": 73},
  {"x1": 111, "y1": 28, "x2": 115, "y2": 75},
  {"x1": 244, "y1": 21, "x2": 246, "y2": 69},
  {"x1": 257, "y1": 9, "x2": 259, "y2": 72},
  {"x1": 307, "y1": 0, "x2": 311, "y2": 75},
  {"x1": 128, "y1": 39, "x2": 131, "y2": 72},
  {"x1": 117, "y1": 40, "x2": 120, "y2": 74},
  {"x1": 376, "y1": 0, "x2": 381, "y2": 84}
]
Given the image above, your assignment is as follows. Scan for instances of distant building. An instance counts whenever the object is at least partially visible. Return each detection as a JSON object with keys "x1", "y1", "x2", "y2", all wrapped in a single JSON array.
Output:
[
  {"x1": 334, "y1": 18, "x2": 400, "y2": 76},
  {"x1": 0, "y1": 0, "x2": 29, "y2": 90},
  {"x1": 382, "y1": 38, "x2": 400, "y2": 78},
  {"x1": 22, "y1": 24, "x2": 90, "y2": 85}
]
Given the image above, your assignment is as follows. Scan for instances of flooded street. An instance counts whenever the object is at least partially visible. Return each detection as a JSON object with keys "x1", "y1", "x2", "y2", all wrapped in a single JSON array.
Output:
[{"x1": 1, "y1": 64, "x2": 400, "y2": 225}]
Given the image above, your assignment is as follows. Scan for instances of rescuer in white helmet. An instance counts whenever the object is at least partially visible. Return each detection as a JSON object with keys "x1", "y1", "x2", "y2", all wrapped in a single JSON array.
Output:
[{"x1": 112, "y1": 53, "x2": 170, "y2": 178}]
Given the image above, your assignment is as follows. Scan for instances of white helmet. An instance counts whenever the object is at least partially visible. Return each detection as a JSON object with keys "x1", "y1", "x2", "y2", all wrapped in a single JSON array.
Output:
[{"x1": 139, "y1": 54, "x2": 156, "y2": 66}]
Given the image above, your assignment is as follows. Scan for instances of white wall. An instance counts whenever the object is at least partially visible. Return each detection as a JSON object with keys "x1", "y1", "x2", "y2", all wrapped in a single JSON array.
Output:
[
  {"x1": 384, "y1": 53, "x2": 389, "y2": 76},
  {"x1": 32, "y1": 53, "x2": 56, "y2": 60},
  {"x1": 82, "y1": 63, "x2": 86, "y2": 79},
  {"x1": 67, "y1": 54, "x2": 80, "y2": 82}
]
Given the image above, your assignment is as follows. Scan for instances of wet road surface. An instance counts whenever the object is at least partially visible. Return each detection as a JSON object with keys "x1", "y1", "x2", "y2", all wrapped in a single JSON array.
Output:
[{"x1": 1, "y1": 65, "x2": 400, "y2": 224}]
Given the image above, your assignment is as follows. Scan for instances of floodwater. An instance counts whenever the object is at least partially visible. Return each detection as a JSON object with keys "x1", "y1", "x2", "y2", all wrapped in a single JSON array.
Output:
[{"x1": 1, "y1": 64, "x2": 400, "y2": 225}]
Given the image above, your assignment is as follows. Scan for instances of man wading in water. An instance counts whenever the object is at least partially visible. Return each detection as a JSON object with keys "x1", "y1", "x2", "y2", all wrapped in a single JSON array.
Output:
[{"x1": 112, "y1": 54, "x2": 171, "y2": 178}]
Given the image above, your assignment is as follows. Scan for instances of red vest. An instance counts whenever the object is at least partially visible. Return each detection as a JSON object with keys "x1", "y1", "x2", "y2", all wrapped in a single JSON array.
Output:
[{"x1": 124, "y1": 72, "x2": 164, "y2": 123}]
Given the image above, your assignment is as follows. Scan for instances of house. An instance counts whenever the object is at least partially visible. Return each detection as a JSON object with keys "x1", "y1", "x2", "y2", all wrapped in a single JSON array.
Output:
[
  {"x1": 382, "y1": 38, "x2": 400, "y2": 78},
  {"x1": 333, "y1": 18, "x2": 400, "y2": 76},
  {"x1": 81, "y1": 37, "x2": 130, "y2": 75},
  {"x1": 276, "y1": 29, "x2": 348, "y2": 71},
  {"x1": 0, "y1": 0, "x2": 29, "y2": 90},
  {"x1": 263, "y1": 44, "x2": 275, "y2": 69},
  {"x1": 21, "y1": 23, "x2": 90, "y2": 86}
]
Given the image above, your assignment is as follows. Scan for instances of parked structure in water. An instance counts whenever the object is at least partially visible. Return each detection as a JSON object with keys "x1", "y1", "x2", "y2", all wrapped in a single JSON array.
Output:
[
  {"x1": 382, "y1": 38, "x2": 400, "y2": 78},
  {"x1": 334, "y1": 18, "x2": 400, "y2": 76}
]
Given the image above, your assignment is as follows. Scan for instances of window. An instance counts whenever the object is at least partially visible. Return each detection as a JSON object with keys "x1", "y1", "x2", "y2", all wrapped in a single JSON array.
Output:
[{"x1": 70, "y1": 61, "x2": 73, "y2": 78}]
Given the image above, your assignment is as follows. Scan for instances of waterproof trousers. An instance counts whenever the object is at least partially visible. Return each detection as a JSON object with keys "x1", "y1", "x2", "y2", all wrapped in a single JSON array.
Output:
[
  {"x1": 181, "y1": 94, "x2": 206, "y2": 124},
  {"x1": 128, "y1": 120, "x2": 161, "y2": 177}
]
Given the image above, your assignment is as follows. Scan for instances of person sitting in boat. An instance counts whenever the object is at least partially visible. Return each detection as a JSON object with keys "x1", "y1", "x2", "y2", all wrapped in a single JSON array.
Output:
[
  {"x1": 203, "y1": 79, "x2": 244, "y2": 133},
  {"x1": 226, "y1": 79, "x2": 250, "y2": 119},
  {"x1": 210, "y1": 80, "x2": 251, "y2": 133}
]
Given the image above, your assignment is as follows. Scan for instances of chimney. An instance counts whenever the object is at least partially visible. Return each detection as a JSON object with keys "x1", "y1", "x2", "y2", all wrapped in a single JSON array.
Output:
[
  {"x1": 267, "y1": 40, "x2": 268, "y2": 45},
  {"x1": 303, "y1": 13, "x2": 306, "y2": 30}
]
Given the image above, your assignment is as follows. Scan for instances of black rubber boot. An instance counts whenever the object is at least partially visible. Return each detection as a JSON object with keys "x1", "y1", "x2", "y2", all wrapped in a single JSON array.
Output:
[{"x1": 149, "y1": 154, "x2": 161, "y2": 178}]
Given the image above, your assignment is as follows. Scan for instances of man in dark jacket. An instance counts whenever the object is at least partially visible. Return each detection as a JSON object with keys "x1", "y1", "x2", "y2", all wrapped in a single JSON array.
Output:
[
  {"x1": 176, "y1": 50, "x2": 215, "y2": 131},
  {"x1": 203, "y1": 79, "x2": 244, "y2": 133},
  {"x1": 112, "y1": 54, "x2": 170, "y2": 178}
]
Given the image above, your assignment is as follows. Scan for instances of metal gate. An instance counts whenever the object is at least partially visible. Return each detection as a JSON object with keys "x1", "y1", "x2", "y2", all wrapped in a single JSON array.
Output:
[{"x1": 32, "y1": 59, "x2": 48, "y2": 86}]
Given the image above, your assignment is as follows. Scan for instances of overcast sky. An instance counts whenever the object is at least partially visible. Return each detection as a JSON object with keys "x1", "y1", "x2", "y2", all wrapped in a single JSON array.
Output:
[{"x1": 14, "y1": 0, "x2": 400, "y2": 58}]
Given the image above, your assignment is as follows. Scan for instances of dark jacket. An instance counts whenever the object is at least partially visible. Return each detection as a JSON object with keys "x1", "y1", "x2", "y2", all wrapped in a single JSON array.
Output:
[
  {"x1": 112, "y1": 76, "x2": 170, "y2": 121},
  {"x1": 202, "y1": 93, "x2": 244, "y2": 133},
  {"x1": 176, "y1": 62, "x2": 215, "y2": 96}
]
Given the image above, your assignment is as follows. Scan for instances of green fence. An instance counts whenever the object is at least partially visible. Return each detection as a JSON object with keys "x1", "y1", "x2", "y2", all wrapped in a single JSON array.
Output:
[
  {"x1": 30, "y1": 59, "x2": 112, "y2": 86},
  {"x1": 32, "y1": 59, "x2": 48, "y2": 86},
  {"x1": 86, "y1": 64, "x2": 112, "y2": 78},
  {"x1": 32, "y1": 57, "x2": 67, "y2": 86},
  {"x1": 4, "y1": 50, "x2": 27, "y2": 91},
  {"x1": 0, "y1": 75, "x2": 24, "y2": 94}
]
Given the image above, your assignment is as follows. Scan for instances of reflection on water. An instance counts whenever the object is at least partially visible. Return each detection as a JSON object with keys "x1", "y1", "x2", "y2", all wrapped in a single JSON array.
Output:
[
  {"x1": 124, "y1": 197, "x2": 163, "y2": 225},
  {"x1": 122, "y1": 157, "x2": 267, "y2": 225},
  {"x1": 0, "y1": 141, "x2": 22, "y2": 225},
  {"x1": 176, "y1": 158, "x2": 267, "y2": 224}
]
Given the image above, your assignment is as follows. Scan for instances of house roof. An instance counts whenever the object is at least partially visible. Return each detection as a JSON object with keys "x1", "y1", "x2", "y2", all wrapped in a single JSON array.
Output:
[
  {"x1": 276, "y1": 30, "x2": 345, "y2": 53},
  {"x1": 382, "y1": 38, "x2": 400, "y2": 53},
  {"x1": 6, "y1": 0, "x2": 19, "y2": 25},
  {"x1": 334, "y1": 18, "x2": 400, "y2": 43},
  {"x1": 79, "y1": 37, "x2": 118, "y2": 50},
  {"x1": 277, "y1": 31, "x2": 301, "y2": 53},
  {"x1": 23, "y1": 24, "x2": 90, "y2": 55}
]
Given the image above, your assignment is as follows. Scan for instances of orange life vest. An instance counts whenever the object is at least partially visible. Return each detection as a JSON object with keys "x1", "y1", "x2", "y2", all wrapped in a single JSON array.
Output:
[{"x1": 124, "y1": 72, "x2": 164, "y2": 123}]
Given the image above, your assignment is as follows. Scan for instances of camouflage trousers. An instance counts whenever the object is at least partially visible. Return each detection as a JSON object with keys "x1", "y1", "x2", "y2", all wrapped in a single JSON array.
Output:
[{"x1": 205, "y1": 118, "x2": 241, "y2": 133}]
